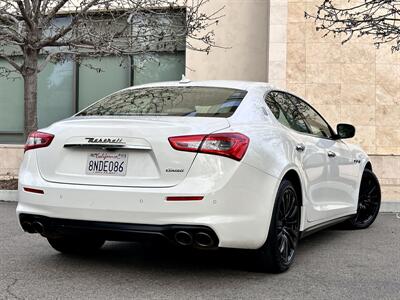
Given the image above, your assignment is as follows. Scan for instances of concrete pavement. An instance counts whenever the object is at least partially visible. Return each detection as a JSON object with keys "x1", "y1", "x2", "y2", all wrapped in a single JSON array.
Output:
[{"x1": 1, "y1": 202, "x2": 399, "y2": 299}]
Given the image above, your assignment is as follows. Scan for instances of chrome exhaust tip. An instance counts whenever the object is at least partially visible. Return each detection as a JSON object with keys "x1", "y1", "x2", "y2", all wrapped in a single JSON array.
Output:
[
  {"x1": 194, "y1": 232, "x2": 214, "y2": 248},
  {"x1": 32, "y1": 221, "x2": 45, "y2": 235},
  {"x1": 21, "y1": 221, "x2": 35, "y2": 233},
  {"x1": 174, "y1": 231, "x2": 193, "y2": 246}
]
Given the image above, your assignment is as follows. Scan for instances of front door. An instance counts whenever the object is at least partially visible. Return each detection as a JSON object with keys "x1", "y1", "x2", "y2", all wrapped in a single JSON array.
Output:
[
  {"x1": 324, "y1": 140, "x2": 359, "y2": 213},
  {"x1": 289, "y1": 95, "x2": 358, "y2": 221}
]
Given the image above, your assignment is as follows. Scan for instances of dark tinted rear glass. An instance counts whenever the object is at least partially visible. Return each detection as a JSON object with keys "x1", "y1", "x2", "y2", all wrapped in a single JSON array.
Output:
[{"x1": 77, "y1": 87, "x2": 248, "y2": 118}]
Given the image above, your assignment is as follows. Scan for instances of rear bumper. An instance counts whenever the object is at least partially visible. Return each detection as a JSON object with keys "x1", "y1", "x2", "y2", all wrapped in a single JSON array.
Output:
[
  {"x1": 19, "y1": 214, "x2": 219, "y2": 249},
  {"x1": 17, "y1": 153, "x2": 279, "y2": 249}
]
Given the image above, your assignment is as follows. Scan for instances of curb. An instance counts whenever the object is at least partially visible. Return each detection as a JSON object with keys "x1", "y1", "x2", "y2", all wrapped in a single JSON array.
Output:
[
  {"x1": 380, "y1": 202, "x2": 400, "y2": 213},
  {"x1": 0, "y1": 190, "x2": 17, "y2": 202},
  {"x1": 1, "y1": 190, "x2": 399, "y2": 212}
]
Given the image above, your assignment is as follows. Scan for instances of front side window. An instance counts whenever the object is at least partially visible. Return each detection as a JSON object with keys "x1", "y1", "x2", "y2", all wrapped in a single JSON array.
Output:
[
  {"x1": 265, "y1": 92, "x2": 309, "y2": 134},
  {"x1": 290, "y1": 97, "x2": 333, "y2": 138},
  {"x1": 78, "y1": 87, "x2": 247, "y2": 118}
]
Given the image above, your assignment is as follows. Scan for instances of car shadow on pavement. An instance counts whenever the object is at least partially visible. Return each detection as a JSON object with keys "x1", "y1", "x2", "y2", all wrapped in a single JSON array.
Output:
[
  {"x1": 55, "y1": 241, "x2": 257, "y2": 273},
  {"x1": 40, "y1": 227, "x2": 347, "y2": 275}
]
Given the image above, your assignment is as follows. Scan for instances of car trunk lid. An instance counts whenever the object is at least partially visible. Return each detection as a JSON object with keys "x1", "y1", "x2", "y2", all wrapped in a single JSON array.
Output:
[{"x1": 36, "y1": 116, "x2": 230, "y2": 187}]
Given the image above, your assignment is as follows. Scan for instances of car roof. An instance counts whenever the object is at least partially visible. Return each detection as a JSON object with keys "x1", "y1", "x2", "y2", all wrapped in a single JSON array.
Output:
[{"x1": 124, "y1": 80, "x2": 275, "y2": 92}]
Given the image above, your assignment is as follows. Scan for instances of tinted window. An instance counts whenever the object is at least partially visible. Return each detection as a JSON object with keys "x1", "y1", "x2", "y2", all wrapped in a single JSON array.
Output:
[
  {"x1": 78, "y1": 87, "x2": 247, "y2": 118},
  {"x1": 290, "y1": 97, "x2": 333, "y2": 138},
  {"x1": 265, "y1": 92, "x2": 309, "y2": 133}
]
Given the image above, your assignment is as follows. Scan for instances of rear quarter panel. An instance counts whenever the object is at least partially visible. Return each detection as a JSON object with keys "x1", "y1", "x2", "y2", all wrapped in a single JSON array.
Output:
[
  {"x1": 346, "y1": 142, "x2": 371, "y2": 199},
  {"x1": 236, "y1": 123, "x2": 296, "y2": 180}
]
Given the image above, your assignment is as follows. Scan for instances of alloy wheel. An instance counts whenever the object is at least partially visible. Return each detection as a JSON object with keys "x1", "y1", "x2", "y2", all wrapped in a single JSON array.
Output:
[
  {"x1": 354, "y1": 171, "x2": 381, "y2": 226},
  {"x1": 276, "y1": 187, "x2": 300, "y2": 265}
]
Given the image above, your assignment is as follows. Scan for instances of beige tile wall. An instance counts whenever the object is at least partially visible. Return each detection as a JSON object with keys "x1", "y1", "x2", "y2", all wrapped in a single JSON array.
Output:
[
  {"x1": 283, "y1": 0, "x2": 400, "y2": 200},
  {"x1": 269, "y1": 0, "x2": 288, "y2": 89},
  {"x1": 284, "y1": 0, "x2": 400, "y2": 155},
  {"x1": 186, "y1": 0, "x2": 269, "y2": 82}
]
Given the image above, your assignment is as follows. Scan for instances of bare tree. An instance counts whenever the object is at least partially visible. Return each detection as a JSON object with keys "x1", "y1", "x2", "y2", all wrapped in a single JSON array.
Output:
[
  {"x1": 306, "y1": 0, "x2": 400, "y2": 50},
  {"x1": 0, "y1": 0, "x2": 223, "y2": 135}
]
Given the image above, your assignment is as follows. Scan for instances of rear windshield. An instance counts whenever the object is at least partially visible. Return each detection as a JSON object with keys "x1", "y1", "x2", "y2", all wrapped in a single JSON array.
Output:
[{"x1": 77, "y1": 86, "x2": 248, "y2": 118}]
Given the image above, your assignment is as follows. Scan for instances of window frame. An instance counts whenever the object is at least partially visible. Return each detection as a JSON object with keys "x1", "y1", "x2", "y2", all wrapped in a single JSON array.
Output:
[{"x1": 265, "y1": 90, "x2": 337, "y2": 140}]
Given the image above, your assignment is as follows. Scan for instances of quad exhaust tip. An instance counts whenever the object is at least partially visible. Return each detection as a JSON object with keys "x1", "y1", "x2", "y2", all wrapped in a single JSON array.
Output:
[
  {"x1": 21, "y1": 221, "x2": 35, "y2": 234},
  {"x1": 20, "y1": 216, "x2": 218, "y2": 248},
  {"x1": 32, "y1": 221, "x2": 45, "y2": 234},
  {"x1": 174, "y1": 230, "x2": 215, "y2": 248},
  {"x1": 194, "y1": 232, "x2": 214, "y2": 248},
  {"x1": 21, "y1": 220, "x2": 45, "y2": 234},
  {"x1": 174, "y1": 231, "x2": 193, "y2": 246}
]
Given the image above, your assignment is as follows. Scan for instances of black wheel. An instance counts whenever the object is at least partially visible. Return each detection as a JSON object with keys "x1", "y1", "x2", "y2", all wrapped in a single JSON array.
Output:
[
  {"x1": 256, "y1": 179, "x2": 301, "y2": 273},
  {"x1": 47, "y1": 236, "x2": 105, "y2": 254},
  {"x1": 346, "y1": 169, "x2": 381, "y2": 229}
]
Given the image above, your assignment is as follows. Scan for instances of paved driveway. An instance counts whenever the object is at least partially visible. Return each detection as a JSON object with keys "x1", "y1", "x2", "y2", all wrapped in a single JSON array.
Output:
[{"x1": 1, "y1": 202, "x2": 399, "y2": 300}]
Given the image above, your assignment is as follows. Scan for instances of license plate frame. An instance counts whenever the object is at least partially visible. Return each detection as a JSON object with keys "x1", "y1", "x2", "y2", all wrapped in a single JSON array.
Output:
[{"x1": 86, "y1": 152, "x2": 128, "y2": 176}]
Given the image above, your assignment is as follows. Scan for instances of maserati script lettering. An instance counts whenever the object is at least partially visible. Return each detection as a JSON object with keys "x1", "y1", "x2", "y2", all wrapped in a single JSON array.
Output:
[
  {"x1": 85, "y1": 137, "x2": 125, "y2": 144},
  {"x1": 166, "y1": 168, "x2": 184, "y2": 173}
]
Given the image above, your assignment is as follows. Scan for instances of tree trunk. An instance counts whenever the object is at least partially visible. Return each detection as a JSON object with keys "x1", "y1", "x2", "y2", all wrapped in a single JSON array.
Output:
[{"x1": 23, "y1": 50, "x2": 39, "y2": 136}]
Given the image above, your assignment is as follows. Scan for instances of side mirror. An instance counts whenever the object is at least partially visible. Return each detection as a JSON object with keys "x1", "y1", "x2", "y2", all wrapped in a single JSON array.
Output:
[{"x1": 335, "y1": 123, "x2": 355, "y2": 139}]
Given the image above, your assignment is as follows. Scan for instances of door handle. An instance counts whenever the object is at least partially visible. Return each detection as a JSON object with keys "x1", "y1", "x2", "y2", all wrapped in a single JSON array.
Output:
[
  {"x1": 295, "y1": 144, "x2": 305, "y2": 152},
  {"x1": 327, "y1": 151, "x2": 336, "y2": 158}
]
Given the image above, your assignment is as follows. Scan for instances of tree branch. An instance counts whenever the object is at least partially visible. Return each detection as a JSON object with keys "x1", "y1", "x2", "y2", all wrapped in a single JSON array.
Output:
[
  {"x1": 0, "y1": 54, "x2": 22, "y2": 72},
  {"x1": 41, "y1": 0, "x2": 70, "y2": 25},
  {"x1": 39, "y1": 0, "x2": 101, "y2": 47},
  {"x1": 15, "y1": 0, "x2": 34, "y2": 30},
  {"x1": 306, "y1": 0, "x2": 400, "y2": 51}
]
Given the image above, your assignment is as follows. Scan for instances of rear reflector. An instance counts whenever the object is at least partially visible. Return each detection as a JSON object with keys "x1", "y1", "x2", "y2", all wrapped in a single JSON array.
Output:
[
  {"x1": 166, "y1": 196, "x2": 204, "y2": 201},
  {"x1": 24, "y1": 131, "x2": 54, "y2": 152},
  {"x1": 168, "y1": 132, "x2": 249, "y2": 161},
  {"x1": 23, "y1": 187, "x2": 44, "y2": 194}
]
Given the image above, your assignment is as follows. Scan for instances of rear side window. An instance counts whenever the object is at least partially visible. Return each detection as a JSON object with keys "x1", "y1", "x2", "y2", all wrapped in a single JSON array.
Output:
[
  {"x1": 77, "y1": 87, "x2": 247, "y2": 118},
  {"x1": 289, "y1": 96, "x2": 333, "y2": 138},
  {"x1": 265, "y1": 92, "x2": 309, "y2": 134}
]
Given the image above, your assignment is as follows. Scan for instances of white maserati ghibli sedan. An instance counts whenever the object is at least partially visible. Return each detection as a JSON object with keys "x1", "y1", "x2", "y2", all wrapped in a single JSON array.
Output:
[{"x1": 17, "y1": 80, "x2": 381, "y2": 273}]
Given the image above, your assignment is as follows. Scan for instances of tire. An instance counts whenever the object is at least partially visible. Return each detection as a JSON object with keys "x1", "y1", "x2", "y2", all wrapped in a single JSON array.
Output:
[
  {"x1": 256, "y1": 179, "x2": 301, "y2": 273},
  {"x1": 47, "y1": 236, "x2": 105, "y2": 254},
  {"x1": 345, "y1": 169, "x2": 381, "y2": 229}
]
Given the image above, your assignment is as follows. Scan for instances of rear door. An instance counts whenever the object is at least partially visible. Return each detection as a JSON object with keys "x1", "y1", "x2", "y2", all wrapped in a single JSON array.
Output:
[{"x1": 266, "y1": 92, "x2": 330, "y2": 222}]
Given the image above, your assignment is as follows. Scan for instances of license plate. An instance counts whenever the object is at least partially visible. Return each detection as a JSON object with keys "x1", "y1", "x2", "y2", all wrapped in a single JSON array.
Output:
[{"x1": 86, "y1": 152, "x2": 128, "y2": 176}]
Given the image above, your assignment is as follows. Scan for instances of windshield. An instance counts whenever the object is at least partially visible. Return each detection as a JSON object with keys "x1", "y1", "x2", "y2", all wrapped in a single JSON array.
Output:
[{"x1": 77, "y1": 86, "x2": 248, "y2": 118}]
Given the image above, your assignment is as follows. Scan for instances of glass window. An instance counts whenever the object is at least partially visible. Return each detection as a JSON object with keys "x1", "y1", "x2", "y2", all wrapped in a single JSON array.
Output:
[
  {"x1": 0, "y1": 60, "x2": 24, "y2": 143},
  {"x1": 290, "y1": 96, "x2": 333, "y2": 138},
  {"x1": 133, "y1": 52, "x2": 185, "y2": 86},
  {"x1": 131, "y1": 10, "x2": 186, "y2": 53},
  {"x1": 265, "y1": 94, "x2": 291, "y2": 127},
  {"x1": 266, "y1": 92, "x2": 309, "y2": 134},
  {"x1": 0, "y1": 12, "x2": 187, "y2": 144},
  {"x1": 0, "y1": 61, "x2": 24, "y2": 132},
  {"x1": 78, "y1": 56, "x2": 131, "y2": 110},
  {"x1": 44, "y1": 16, "x2": 72, "y2": 40},
  {"x1": 38, "y1": 60, "x2": 74, "y2": 128},
  {"x1": 78, "y1": 87, "x2": 247, "y2": 118}
]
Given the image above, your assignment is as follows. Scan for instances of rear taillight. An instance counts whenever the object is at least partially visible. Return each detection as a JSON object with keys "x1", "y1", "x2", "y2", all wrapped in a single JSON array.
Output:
[
  {"x1": 24, "y1": 131, "x2": 54, "y2": 152},
  {"x1": 168, "y1": 132, "x2": 249, "y2": 161}
]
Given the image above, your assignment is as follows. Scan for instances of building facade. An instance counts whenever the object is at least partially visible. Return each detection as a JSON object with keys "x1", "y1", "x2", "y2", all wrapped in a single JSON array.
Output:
[{"x1": 0, "y1": 0, "x2": 398, "y2": 202}]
